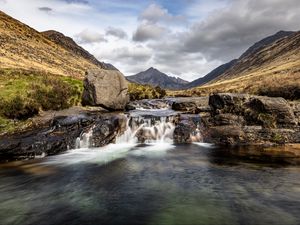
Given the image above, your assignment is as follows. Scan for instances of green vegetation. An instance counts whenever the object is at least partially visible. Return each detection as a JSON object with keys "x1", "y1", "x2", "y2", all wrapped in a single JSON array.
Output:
[
  {"x1": 128, "y1": 83, "x2": 166, "y2": 100},
  {"x1": 0, "y1": 69, "x2": 83, "y2": 134},
  {"x1": 0, "y1": 69, "x2": 169, "y2": 134}
]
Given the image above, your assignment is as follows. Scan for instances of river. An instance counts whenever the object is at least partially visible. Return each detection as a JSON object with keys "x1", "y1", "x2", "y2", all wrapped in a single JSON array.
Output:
[{"x1": 0, "y1": 107, "x2": 300, "y2": 225}]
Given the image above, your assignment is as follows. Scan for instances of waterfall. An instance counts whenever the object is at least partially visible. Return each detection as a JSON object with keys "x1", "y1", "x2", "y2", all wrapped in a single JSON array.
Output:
[
  {"x1": 116, "y1": 115, "x2": 175, "y2": 144},
  {"x1": 74, "y1": 99, "x2": 204, "y2": 149},
  {"x1": 75, "y1": 126, "x2": 94, "y2": 149}
]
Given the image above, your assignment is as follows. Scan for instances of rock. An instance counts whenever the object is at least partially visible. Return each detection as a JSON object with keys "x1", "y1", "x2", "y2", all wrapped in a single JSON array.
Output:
[
  {"x1": 247, "y1": 96, "x2": 297, "y2": 126},
  {"x1": 209, "y1": 93, "x2": 297, "y2": 127},
  {"x1": 204, "y1": 125, "x2": 246, "y2": 145},
  {"x1": 209, "y1": 93, "x2": 249, "y2": 114},
  {"x1": 203, "y1": 93, "x2": 300, "y2": 146},
  {"x1": 291, "y1": 101, "x2": 300, "y2": 124},
  {"x1": 213, "y1": 113, "x2": 245, "y2": 126},
  {"x1": 125, "y1": 103, "x2": 136, "y2": 111},
  {"x1": 82, "y1": 69, "x2": 129, "y2": 110},
  {"x1": 172, "y1": 101, "x2": 198, "y2": 112},
  {"x1": 171, "y1": 97, "x2": 209, "y2": 113},
  {"x1": 173, "y1": 114, "x2": 200, "y2": 143},
  {"x1": 0, "y1": 112, "x2": 126, "y2": 161}
]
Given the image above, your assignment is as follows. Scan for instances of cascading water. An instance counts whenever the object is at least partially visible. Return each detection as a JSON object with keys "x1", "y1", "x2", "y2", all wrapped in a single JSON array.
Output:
[
  {"x1": 75, "y1": 126, "x2": 94, "y2": 149},
  {"x1": 75, "y1": 99, "x2": 204, "y2": 150},
  {"x1": 116, "y1": 115, "x2": 176, "y2": 144}
]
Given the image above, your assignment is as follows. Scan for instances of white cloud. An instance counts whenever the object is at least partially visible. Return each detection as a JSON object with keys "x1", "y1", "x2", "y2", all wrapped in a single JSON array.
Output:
[
  {"x1": 133, "y1": 23, "x2": 168, "y2": 42},
  {"x1": 75, "y1": 29, "x2": 107, "y2": 44},
  {"x1": 139, "y1": 3, "x2": 186, "y2": 25},
  {"x1": 105, "y1": 27, "x2": 127, "y2": 39},
  {"x1": 181, "y1": 0, "x2": 300, "y2": 61}
]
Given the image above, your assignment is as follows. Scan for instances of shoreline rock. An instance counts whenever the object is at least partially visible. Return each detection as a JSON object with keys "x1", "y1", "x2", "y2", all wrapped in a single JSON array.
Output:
[
  {"x1": 0, "y1": 107, "x2": 126, "y2": 161},
  {"x1": 201, "y1": 93, "x2": 300, "y2": 146}
]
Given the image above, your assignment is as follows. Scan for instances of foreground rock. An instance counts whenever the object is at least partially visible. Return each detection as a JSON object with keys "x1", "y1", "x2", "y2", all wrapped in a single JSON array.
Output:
[
  {"x1": 82, "y1": 69, "x2": 129, "y2": 110},
  {"x1": 201, "y1": 93, "x2": 300, "y2": 146},
  {"x1": 0, "y1": 107, "x2": 126, "y2": 161},
  {"x1": 170, "y1": 97, "x2": 210, "y2": 114}
]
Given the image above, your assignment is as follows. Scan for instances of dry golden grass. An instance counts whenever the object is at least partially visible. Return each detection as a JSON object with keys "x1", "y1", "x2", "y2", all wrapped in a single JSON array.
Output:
[
  {"x1": 169, "y1": 33, "x2": 300, "y2": 99},
  {"x1": 169, "y1": 68, "x2": 300, "y2": 99},
  {"x1": 0, "y1": 11, "x2": 101, "y2": 79}
]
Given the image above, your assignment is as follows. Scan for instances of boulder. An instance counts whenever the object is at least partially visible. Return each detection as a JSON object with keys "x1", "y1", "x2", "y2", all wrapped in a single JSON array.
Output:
[
  {"x1": 247, "y1": 96, "x2": 297, "y2": 126},
  {"x1": 82, "y1": 69, "x2": 129, "y2": 110},
  {"x1": 171, "y1": 97, "x2": 209, "y2": 113},
  {"x1": 209, "y1": 93, "x2": 249, "y2": 113}
]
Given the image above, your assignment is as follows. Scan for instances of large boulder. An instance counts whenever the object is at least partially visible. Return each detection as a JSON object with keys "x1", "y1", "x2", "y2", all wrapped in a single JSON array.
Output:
[
  {"x1": 247, "y1": 96, "x2": 297, "y2": 126},
  {"x1": 82, "y1": 69, "x2": 129, "y2": 110}
]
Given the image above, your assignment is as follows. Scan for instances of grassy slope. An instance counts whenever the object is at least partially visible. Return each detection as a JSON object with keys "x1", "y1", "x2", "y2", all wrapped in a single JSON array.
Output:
[
  {"x1": 0, "y1": 69, "x2": 83, "y2": 134},
  {"x1": 169, "y1": 33, "x2": 300, "y2": 99},
  {"x1": 0, "y1": 10, "x2": 103, "y2": 134}
]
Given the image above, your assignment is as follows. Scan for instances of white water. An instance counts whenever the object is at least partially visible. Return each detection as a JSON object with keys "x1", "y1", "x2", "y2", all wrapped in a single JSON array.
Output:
[
  {"x1": 75, "y1": 126, "x2": 94, "y2": 149},
  {"x1": 116, "y1": 116, "x2": 175, "y2": 144},
  {"x1": 46, "y1": 106, "x2": 208, "y2": 165}
]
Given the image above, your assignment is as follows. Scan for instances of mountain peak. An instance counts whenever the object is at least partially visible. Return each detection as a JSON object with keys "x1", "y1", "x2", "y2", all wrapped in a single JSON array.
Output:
[
  {"x1": 147, "y1": 67, "x2": 158, "y2": 72},
  {"x1": 127, "y1": 68, "x2": 188, "y2": 90}
]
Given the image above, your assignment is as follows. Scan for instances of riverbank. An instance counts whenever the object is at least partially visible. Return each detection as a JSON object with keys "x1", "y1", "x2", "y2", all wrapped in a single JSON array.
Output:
[{"x1": 0, "y1": 93, "x2": 299, "y2": 161}]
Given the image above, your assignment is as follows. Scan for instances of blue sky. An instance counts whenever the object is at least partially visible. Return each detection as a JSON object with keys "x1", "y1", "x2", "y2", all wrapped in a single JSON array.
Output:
[{"x1": 1, "y1": 0, "x2": 299, "y2": 80}]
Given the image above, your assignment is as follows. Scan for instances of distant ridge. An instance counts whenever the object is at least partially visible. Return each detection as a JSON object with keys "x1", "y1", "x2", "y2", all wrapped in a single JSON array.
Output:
[
  {"x1": 185, "y1": 30, "x2": 295, "y2": 89},
  {"x1": 127, "y1": 67, "x2": 189, "y2": 90}
]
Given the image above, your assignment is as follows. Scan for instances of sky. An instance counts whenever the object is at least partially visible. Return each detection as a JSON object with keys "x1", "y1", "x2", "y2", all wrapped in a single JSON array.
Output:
[{"x1": 1, "y1": 0, "x2": 300, "y2": 81}]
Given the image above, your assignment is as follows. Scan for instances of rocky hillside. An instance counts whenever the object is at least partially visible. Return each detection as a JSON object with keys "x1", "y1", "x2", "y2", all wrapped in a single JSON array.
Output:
[
  {"x1": 186, "y1": 31, "x2": 295, "y2": 89},
  {"x1": 239, "y1": 31, "x2": 294, "y2": 59},
  {"x1": 42, "y1": 30, "x2": 117, "y2": 70},
  {"x1": 214, "y1": 31, "x2": 298, "y2": 82},
  {"x1": 172, "y1": 30, "x2": 300, "y2": 99},
  {"x1": 127, "y1": 67, "x2": 188, "y2": 90},
  {"x1": 0, "y1": 10, "x2": 111, "y2": 78}
]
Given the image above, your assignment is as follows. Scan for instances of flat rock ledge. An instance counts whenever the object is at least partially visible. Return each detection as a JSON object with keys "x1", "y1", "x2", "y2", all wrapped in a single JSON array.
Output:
[
  {"x1": 0, "y1": 107, "x2": 126, "y2": 161},
  {"x1": 196, "y1": 93, "x2": 300, "y2": 146}
]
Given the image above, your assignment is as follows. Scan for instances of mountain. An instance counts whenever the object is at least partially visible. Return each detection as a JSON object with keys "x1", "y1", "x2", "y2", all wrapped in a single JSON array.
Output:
[
  {"x1": 214, "y1": 30, "x2": 298, "y2": 82},
  {"x1": 177, "y1": 30, "x2": 300, "y2": 99},
  {"x1": 239, "y1": 31, "x2": 294, "y2": 59},
  {"x1": 126, "y1": 67, "x2": 189, "y2": 90},
  {"x1": 0, "y1": 10, "x2": 112, "y2": 78},
  {"x1": 186, "y1": 30, "x2": 295, "y2": 89},
  {"x1": 42, "y1": 30, "x2": 117, "y2": 70}
]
